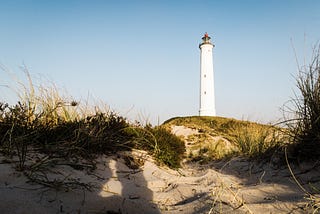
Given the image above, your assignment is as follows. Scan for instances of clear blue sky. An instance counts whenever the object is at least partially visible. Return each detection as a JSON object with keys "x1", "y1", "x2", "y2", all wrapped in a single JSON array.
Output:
[{"x1": 0, "y1": 0, "x2": 319, "y2": 124}]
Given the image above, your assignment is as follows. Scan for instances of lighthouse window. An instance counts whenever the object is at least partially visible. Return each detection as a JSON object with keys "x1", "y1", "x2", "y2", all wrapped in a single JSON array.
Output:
[
  {"x1": 204, "y1": 91, "x2": 206, "y2": 94},
  {"x1": 204, "y1": 74, "x2": 206, "y2": 78}
]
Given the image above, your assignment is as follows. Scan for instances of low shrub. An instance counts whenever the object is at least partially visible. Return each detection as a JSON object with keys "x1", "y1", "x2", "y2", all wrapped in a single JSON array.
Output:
[{"x1": 128, "y1": 125, "x2": 185, "y2": 168}]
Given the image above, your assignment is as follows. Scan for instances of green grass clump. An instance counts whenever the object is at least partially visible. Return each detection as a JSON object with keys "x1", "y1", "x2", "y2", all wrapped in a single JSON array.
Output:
[
  {"x1": 127, "y1": 125, "x2": 185, "y2": 168},
  {"x1": 233, "y1": 123, "x2": 283, "y2": 159}
]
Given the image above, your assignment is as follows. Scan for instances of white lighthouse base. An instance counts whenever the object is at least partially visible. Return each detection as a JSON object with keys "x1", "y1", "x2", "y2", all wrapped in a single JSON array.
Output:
[{"x1": 199, "y1": 108, "x2": 216, "y2": 117}]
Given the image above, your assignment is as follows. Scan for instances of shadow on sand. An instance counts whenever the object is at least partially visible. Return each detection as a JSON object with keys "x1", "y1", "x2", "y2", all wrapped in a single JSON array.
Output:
[
  {"x1": 0, "y1": 151, "x2": 161, "y2": 214},
  {"x1": 93, "y1": 153, "x2": 161, "y2": 214}
]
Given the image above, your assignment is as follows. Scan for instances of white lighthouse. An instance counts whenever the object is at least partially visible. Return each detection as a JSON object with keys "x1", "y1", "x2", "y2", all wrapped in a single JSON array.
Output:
[{"x1": 199, "y1": 32, "x2": 216, "y2": 116}]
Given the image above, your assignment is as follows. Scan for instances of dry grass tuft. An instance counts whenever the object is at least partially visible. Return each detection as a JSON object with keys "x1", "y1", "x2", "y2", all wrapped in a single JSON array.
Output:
[{"x1": 283, "y1": 45, "x2": 320, "y2": 162}]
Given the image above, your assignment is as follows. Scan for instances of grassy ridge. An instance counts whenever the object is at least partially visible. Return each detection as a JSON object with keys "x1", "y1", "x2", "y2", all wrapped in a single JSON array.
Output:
[{"x1": 164, "y1": 116, "x2": 286, "y2": 161}]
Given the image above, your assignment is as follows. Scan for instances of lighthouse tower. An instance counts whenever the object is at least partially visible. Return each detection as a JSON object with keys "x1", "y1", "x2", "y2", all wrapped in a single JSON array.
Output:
[{"x1": 199, "y1": 33, "x2": 216, "y2": 116}]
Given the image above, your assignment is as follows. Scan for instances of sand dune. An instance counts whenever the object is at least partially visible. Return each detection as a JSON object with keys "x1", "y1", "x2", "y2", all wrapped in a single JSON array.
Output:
[{"x1": 0, "y1": 126, "x2": 318, "y2": 213}]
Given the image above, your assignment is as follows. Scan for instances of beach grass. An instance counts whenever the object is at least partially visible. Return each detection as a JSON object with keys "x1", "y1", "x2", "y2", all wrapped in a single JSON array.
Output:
[{"x1": 0, "y1": 68, "x2": 185, "y2": 169}]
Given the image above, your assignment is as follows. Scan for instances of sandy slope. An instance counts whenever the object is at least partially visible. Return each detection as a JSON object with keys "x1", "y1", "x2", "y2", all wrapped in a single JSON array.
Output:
[{"x1": 0, "y1": 126, "x2": 318, "y2": 213}]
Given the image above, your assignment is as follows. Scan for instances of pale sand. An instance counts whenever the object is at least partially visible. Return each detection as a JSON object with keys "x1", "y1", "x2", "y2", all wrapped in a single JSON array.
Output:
[{"x1": 0, "y1": 126, "x2": 318, "y2": 213}]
